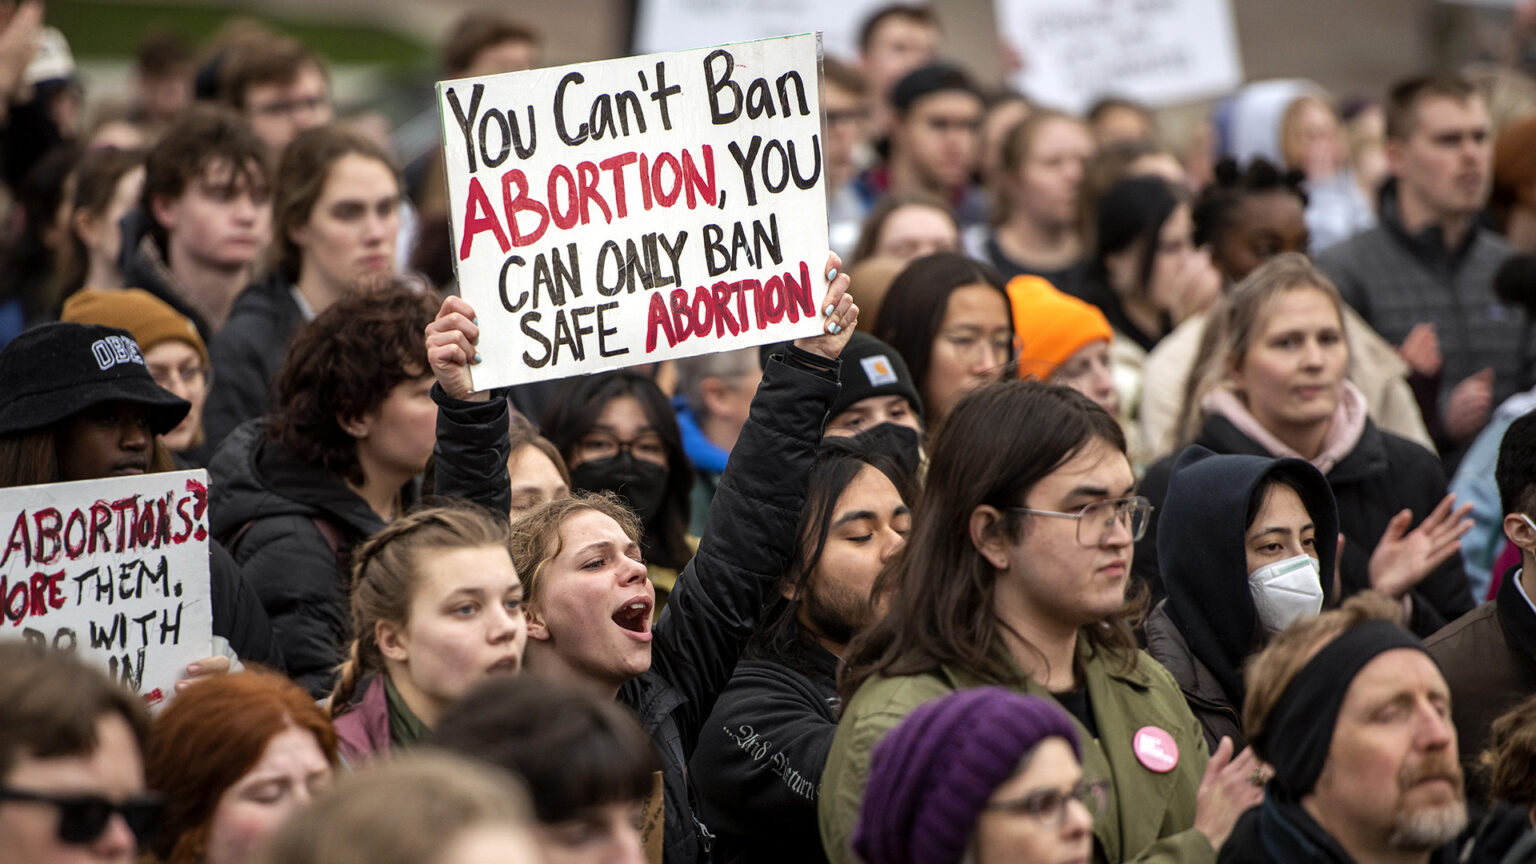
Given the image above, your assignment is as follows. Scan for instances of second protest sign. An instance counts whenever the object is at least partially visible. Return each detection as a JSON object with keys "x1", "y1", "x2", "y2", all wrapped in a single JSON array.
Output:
[{"x1": 439, "y1": 32, "x2": 830, "y2": 389}]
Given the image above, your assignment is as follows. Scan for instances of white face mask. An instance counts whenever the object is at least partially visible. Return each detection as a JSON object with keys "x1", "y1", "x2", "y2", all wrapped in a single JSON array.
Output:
[{"x1": 1248, "y1": 553, "x2": 1324, "y2": 636}]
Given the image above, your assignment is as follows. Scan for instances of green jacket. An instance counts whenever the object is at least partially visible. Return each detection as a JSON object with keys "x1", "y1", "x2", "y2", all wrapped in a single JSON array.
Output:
[{"x1": 818, "y1": 634, "x2": 1216, "y2": 864}]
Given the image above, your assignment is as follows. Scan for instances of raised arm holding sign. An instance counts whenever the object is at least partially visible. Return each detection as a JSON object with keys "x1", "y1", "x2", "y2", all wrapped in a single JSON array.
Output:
[{"x1": 437, "y1": 33, "x2": 832, "y2": 388}]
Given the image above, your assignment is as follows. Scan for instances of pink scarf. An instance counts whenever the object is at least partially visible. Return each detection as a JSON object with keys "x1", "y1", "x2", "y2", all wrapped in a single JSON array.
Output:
[{"x1": 1201, "y1": 380, "x2": 1368, "y2": 475}]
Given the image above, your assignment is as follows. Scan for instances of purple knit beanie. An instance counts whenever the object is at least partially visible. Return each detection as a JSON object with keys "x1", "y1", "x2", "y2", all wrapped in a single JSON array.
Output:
[{"x1": 851, "y1": 688, "x2": 1082, "y2": 864}]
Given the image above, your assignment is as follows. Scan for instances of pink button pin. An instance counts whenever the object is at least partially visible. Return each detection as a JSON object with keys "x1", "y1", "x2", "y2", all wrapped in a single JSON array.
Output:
[{"x1": 1133, "y1": 726, "x2": 1179, "y2": 773}]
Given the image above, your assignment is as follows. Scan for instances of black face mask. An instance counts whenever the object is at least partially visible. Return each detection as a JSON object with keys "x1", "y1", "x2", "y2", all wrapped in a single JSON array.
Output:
[
  {"x1": 852, "y1": 422, "x2": 923, "y2": 480},
  {"x1": 570, "y1": 452, "x2": 670, "y2": 524}
]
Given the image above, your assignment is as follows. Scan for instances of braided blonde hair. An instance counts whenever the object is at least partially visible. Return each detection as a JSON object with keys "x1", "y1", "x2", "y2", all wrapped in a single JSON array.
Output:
[{"x1": 329, "y1": 505, "x2": 511, "y2": 716}]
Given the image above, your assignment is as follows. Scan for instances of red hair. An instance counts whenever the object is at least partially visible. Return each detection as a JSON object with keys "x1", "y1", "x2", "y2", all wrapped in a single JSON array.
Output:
[{"x1": 145, "y1": 669, "x2": 339, "y2": 864}]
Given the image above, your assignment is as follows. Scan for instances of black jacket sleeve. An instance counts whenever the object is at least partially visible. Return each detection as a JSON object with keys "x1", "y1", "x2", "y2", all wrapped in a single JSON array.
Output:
[
  {"x1": 689, "y1": 662, "x2": 838, "y2": 862},
  {"x1": 205, "y1": 323, "x2": 277, "y2": 453},
  {"x1": 229, "y1": 515, "x2": 349, "y2": 697},
  {"x1": 208, "y1": 541, "x2": 284, "y2": 671},
  {"x1": 649, "y1": 346, "x2": 839, "y2": 755},
  {"x1": 428, "y1": 384, "x2": 513, "y2": 514}
]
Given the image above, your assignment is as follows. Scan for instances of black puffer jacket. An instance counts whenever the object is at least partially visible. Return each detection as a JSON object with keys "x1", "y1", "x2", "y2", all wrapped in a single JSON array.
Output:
[
  {"x1": 1139, "y1": 415, "x2": 1475, "y2": 637},
  {"x1": 204, "y1": 278, "x2": 306, "y2": 453},
  {"x1": 434, "y1": 347, "x2": 839, "y2": 864},
  {"x1": 208, "y1": 420, "x2": 393, "y2": 696},
  {"x1": 207, "y1": 540, "x2": 284, "y2": 672},
  {"x1": 689, "y1": 632, "x2": 840, "y2": 864}
]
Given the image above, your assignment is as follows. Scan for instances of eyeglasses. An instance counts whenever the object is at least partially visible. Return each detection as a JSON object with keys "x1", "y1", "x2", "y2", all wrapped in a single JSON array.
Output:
[
  {"x1": 0, "y1": 786, "x2": 164, "y2": 846},
  {"x1": 1011, "y1": 496, "x2": 1153, "y2": 546},
  {"x1": 984, "y1": 778, "x2": 1109, "y2": 827},
  {"x1": 148, "y1": 363, "x2": 209, "y2": 392},
  {"x1": 578, "y1": 432, "x2": 667, "y2": 463},
  {"x1": 939, "y1": 331, "x2": 1015, "y2": 366}
]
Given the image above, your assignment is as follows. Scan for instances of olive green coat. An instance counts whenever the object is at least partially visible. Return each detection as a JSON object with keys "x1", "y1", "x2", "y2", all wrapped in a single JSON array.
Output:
[{"x1": 818, "y1": 634, "x2": 1216, "y2": 864}]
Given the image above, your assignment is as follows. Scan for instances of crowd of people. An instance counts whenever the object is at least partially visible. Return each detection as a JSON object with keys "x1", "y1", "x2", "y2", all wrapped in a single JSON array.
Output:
[{"x1": 5, "y1": 3, "x2": 1536, "y2": 864}]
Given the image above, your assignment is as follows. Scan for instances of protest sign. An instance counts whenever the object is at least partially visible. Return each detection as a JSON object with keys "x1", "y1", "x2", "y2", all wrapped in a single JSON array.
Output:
[
  {"x1": 438, "y1": 33, "x2": 830, "y2": 389},
  {"x1": 0, "y1": 470, "x2": 214, "y2": 707},
  {"x1": 632, "y1": 0, "x2": 887, "y2": 62},
  {"x1": 997, "y1": 0, "x2": 1244, "y2": 113}
]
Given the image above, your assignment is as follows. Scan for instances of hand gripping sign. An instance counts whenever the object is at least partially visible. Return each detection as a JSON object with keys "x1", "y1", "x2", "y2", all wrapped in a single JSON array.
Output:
[
  {"x1": 438, "y1": 33, "x2": 831, "y2": 388},
  {"x1": 0, "y1": 470, "x2": 215, "y2": 707}
]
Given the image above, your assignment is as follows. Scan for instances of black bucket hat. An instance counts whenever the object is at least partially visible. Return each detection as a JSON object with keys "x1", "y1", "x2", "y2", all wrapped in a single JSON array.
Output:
[{"x1": 0, "y1": 323, "x2": 191, "y2": 436}]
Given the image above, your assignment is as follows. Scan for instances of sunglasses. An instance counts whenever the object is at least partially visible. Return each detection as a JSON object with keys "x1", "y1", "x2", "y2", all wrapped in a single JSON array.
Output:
[{"x1": 0, "y1": 786, "x2": 164, "y2": 846}]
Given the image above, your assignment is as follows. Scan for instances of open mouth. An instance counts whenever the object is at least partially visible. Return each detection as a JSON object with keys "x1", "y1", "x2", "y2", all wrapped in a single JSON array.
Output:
[
  {"x1": 612, "y1": 597, "x2": 653, "y2": 636},
  {"x1": 487, "y1": 656, "x2": 520, "y2": 674}
]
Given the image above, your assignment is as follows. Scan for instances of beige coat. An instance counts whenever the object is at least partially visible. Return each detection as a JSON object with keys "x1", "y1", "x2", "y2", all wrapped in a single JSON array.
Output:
[{"x1": 1139, "y1": 308, "x2": 1433, "y2": 462}]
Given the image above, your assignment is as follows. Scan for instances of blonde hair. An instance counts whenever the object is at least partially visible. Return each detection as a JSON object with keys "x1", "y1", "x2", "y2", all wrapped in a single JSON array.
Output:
[
  {"x1": 258, "y1": 752, "x2": 532, "y2": 864},
  {"x1": 508, "y1": 492, "x2": 641, "y2": 609},
  {"x1": 1242, "y1": 591, "x2": 1402, "y2": 755},
  {"x1": 329, "y1": 506, "x2": 511, "y2": 715},
  {"x1": 1175, "y1": 253, "x2": 1349, "y2": 446}
]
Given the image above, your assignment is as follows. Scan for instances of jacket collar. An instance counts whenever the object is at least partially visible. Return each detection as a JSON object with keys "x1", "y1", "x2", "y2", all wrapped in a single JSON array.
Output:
[
  {"x1": 1495, "y1": 565, "x2": 1536, "y2": 667},
  {"x1": 1376, "y1": 179, "x2": 1480, "y2": 273},
  {"x1": 1198, "y1": 413, "x2": 1389, "y2": 485},
  {"x1": 938, "y1": 630, "x2": 1152, "y2": 694},
  {"x1": 334, "y1": 675, "x2": 391, "y2": 762}
]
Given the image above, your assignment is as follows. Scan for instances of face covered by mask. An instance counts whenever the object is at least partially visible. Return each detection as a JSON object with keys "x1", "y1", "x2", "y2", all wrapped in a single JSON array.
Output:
[
  {"x1": 569, "y1": 452, "x2": 670, "y2": 524},
  {"x1": 851, "y1": 422, "x2": 924, "y2": 479},
  {"x1": 1248, "y1": 553, "x2": 1324, "y2": 636}
]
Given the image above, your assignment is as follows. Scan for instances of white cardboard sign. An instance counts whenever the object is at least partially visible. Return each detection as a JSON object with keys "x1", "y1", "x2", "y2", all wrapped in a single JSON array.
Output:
[
  {"x1": 997, "y1": 0, "x2": 1244, "y2": 113},
  {"x1": 438, "y1": 33, "x2": 830, "y2": 388},
  {"x1": 0, "y1": 470, "x2": 214, "y2": 707}
]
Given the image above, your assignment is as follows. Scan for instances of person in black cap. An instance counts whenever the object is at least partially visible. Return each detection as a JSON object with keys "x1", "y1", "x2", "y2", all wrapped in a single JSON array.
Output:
[
  {"x1": 0, "y1": 321, "x2": 281, "y2": 677},
  {"x1": 1145, "y1": 446, "x2": 1339, "y2": 754},
  {"x1": 824, "y1": 330, "x2": 925, "y2": 440},
  {"x1": 1226, "y1": 592, "x2": 1465, "y2": 864},
  {"x1": 0, "y1": 322, "x2": 190, "y2": 482},
  {"x1": 852, "y1": 62, "x2": 986, "y2": 228}
]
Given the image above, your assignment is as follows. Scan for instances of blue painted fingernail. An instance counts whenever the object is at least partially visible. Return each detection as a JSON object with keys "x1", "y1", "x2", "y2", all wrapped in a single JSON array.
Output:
[
  {"x1": 824, "y1": 303, "x2": 835, "y2": 316},
  {"x1": 828, "y1": 323, "x2": 842, "y2": 335},
  {"x1": 827, "y1": 268, "x2": 839, "y2": 281},
  {"x1": 472, "y1": 317, "x2": 479, "y2": 325},
  {"x1": 474, "y1": 353, "x2": 483, "y2": 364}
]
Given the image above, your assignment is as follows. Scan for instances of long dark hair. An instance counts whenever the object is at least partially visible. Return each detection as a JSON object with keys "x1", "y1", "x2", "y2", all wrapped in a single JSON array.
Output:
[
  {"x1": 540, "y1": 371, "x2": 693, "y2": 571},
  {"x1": 745, "y1": 435, "x2": 916, "y2": 677},
  {"x1": 839, "y1": 380, "x2": 1143, "y2": 703},
  {"x1": 1089, "y1": 175, "x2": 1182, "y2": 295},
  {"x1": 871, "y1": 252, "x2": 1010, "y2": 414}
]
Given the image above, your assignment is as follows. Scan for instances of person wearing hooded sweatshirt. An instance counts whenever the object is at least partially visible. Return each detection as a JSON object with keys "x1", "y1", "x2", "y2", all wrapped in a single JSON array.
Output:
[
  {"x1": 1144, "y1": 446, "x2": 1340, "y2": 753},
  {"x1": 210, "y1": 283, "x2": 437, "y2": 697},
  {"x1": 1138, "y1": 254, "x2": 1475, "y2": 636}
]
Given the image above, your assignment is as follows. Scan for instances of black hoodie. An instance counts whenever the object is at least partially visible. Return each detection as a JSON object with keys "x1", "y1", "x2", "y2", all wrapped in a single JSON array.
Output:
[
  {"x1": 208, "y1": 420, "x2": 399, "y2": 696},
  {"x1": 1145, "y1": 446, "x2": 1339, "y2": 751}
]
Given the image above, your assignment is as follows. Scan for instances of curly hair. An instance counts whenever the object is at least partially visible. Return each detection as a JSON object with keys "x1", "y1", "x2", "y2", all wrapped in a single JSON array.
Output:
[
  {"x1": 268, "y1": 278, "x2": 437, "y2": 485},
  {"x1": 1481, "y1": 693, "x2": 1536, "y2": 805},
  {"x1": 1191, "y1": 157, "x2": 1308, "y2": 249}
]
